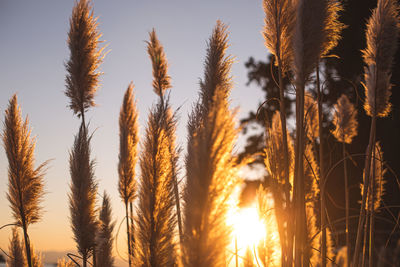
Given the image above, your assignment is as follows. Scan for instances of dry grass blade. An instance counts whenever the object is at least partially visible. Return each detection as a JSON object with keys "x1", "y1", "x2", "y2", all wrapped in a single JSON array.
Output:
[
  {"x1": 331, "y1": 94, "x2": 358, "y2": 144},
  {"x1": 69, "y1": 124, "x2": 98, "y2": 263},
  {"x1": 7, "y1": 228, "x2": 25, "y2": 267},
  {"x1": 183, "y1": 21, "x2": 238, "y2": 267},
  {"x1": 263, "y1": 0, "x2": 295, "y2": 73},
  {"x1": 362, "y1": 0, "x2": 400, "y2": 117},
  {"x1": 96, "y1": 192, "x2": 115, "y2": 267},
  {"x1": 65, "y1": 0, "x2": 104, "y2": 118},
  {"x1": 147, "y1": 29, "x2": 171, "y2": 97}
]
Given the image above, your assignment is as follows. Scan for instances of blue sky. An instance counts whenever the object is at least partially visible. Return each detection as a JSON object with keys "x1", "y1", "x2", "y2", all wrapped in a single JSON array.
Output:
[{"x1": 0, "y1": 0, "x2": 268, "y2": 259}]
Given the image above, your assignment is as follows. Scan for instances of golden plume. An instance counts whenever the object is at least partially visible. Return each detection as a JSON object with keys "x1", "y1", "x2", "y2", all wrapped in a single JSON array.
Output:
[
  {"x1": 118, "y1": 83, "x2": 139, "y2": 205},
  {"x1": 134, "y1": 30, "x2": 178, "y2": 267},
  {"x1": 361, "y1": 142, "x2": 386, "y2": 212},
  {"x1": 30, "y1": 244, "x2": 43, "y2": 267},
  {"x1": 65, "y1": 0, "x2": 104, "y2": 119},
  {"x1": 147, "y1": 29, "x2": 171, "y2": 97},
  {"x1": 118, "y1": 83, "x2": 139, "y2": 265},
  {"x1": 183, "y1": 21, "x2": 238, "y2": 267},
  {"x1": 96, "y1": 192, "x2": 115, "y2": 267},
  {"x1": 304, "y1": 92, "x2": 319, "y2": 141},
  {"x1": 331, "y1": 94, "x2": 358, "y2": 144},
  {"x1": 263, "y1": 0, "x2": 295, "y2": 73},
  {"x1": 362, "y1": 0, "x2": 400, "y2": 117},
  {"x1": 7, "y1": 228, "x2": 25, "y2": 267},
  {"x1": 3, "y1": 95, "x2": 47, "y2": 267},
  {"x1": 69, "y1": 124, "x2": 98, "y2": 266}
]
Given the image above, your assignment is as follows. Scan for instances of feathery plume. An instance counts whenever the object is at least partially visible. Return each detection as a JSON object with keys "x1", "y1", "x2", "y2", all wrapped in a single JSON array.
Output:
[
  {"x1": 3, "y1": 95, "x2": 47, "y2": 267},
  {"x1": 265, "y1": 112, "x2": 294, "y2": 186},
  {"x1": 30, "y1": 245, "x2": 43, "y2": 267},
  {"x1": 65, "y1": 0, "x2": 104, "y2": 119},
  {"x1": 96, "y1": 192, "x2": 115, "y2": 267},
  {"x1": 147, "y1": 29, "x2": 171, "y2": 97},
  {"x1": 363, "y1": 0, "x2": 400, "y2": 117},
  {"x1": 361, "y1": 142, "x2": 386, "y2": 212},
  {"x1": 69, "y1": 124, "x2": 98, "y2": 266},
  {"x1": 6, "y1": 228, "x2": 25, "y2": 267},
  {"x1": 183, "y1": 21, "x2": 238, "y2": 267},
  {"x1": 118, "y1": 83, "x2": 139, "y2": 205},
  {"x1": 57, "y1": 258, "x2": 74, "y2": 267},
  {"x1": 134, "y1": 31, "x2": 178, "y2": 267},
  {"x1": 134, "y1": 99, "x2": 177, "y2": 266},
  {"x1": 118, "y1": 83, "x2": 139, "y2": 265},
  {"x1": 263, "y1": 0, "x2": 295, "y2": 73},
  {"x1": 331, "y1": 94, "x2": 358, "y2": 144},
  {"x1": 304, "y1": 93, "x2": 319, "y2": 141}
]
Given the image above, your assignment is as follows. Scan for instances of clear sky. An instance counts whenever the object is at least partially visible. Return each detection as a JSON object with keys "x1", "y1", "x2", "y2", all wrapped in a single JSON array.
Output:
[{"x1": 0, "y1": 0, "x2": 267, "y2": 262}]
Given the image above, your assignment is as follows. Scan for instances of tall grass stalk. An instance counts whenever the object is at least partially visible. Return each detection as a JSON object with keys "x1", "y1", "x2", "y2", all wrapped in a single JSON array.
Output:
[
  {"x1": 262, "y1": 1, "x2": 295, "y2": 264},
  {"x1": 353, "y1": 1, "x2": 399, "y2": 265},
  {"x1": 118, "y1": 83, "x2": 139, "y2": 265},
  {"x1": 331, "y1": 94, "x2": 358, "y2": 267},
  {"x1": 3, "y1": 95, "x2": 47, "y2": 267},
  {"x1": 183, "y1": 21, "x2": 238, "y2": 267},
  {"x1": 134, "y1": 30, "x2": 177, "y2": 266}
]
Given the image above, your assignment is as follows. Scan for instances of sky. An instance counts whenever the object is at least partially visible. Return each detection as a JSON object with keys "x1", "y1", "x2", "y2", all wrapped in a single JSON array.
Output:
[{"x1": 0, "y1": 0, "x2": 268, "y2": 263}]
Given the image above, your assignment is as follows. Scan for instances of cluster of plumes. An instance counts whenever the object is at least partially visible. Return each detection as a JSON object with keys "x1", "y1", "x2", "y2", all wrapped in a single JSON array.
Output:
[
  {"x1": 7, "y1": 228, "x2": 25, "y2": 267},
  {"x1": 362, "y1": 0, "x2": 400, "y2": 117},
  {"x1": 361, "y1": 142, "x2": 386, "y2": 212},
  {"x1": 3, "y1": 95, "x2": 47, "y2": 228},
  {"x1": 256, "y1": 186, "x2": 282, "y2": 267},
  {"x1": 264, "y1": 112, "x2": 294, "y2": 187},
  {"x1": 262, "y1": 0, "x2": 295, "y2": 73},
  {"x1": 292, "y1": 0, "x2": 344, "y2": 82},
  {"x1": 134, "y1": 30, "x2": 178, "y2": 267},
  {"x1": 331, "y1": 94, "x2": 358, "y2": 144},
  {"x1": 304, "y1": 93, "x2": 319, "y2": 141},
  {"x1": 65, "y1": 0, "x2": 104, "y2": 117},
  {"x1": 183, "y1": 21, "x2": 238, "y2": 267},
  {"x1": 118, "y1": 83, "x2": 139, "y2": 205},
  {"x1": 147, "y1": 29, "x2": 171, "y2": 97},
  {"x1": 68, "y1": 124, "x2": 98, "y2": 261},
  {"x1": 6, "y1": 228, "x2": 44, "y2": 267},
  {"x1": 96, "y1": 192, "x2": 115, "y2": 267}
]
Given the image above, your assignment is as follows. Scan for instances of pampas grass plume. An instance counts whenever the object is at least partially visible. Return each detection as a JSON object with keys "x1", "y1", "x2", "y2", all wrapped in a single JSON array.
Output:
[
  {"x1": 304, "y1": 93, "x2": 319, "y2": 141},
  {"x1": 65, "y1": 0, "x2": 104, "y2": 118},
  {"x1": 331, "y1": 94, "x2": 358, "y2": 144},
  {"x1": 57, "y1": 258, "x2": 74, "y2": 267},
  {"x1": 96, "y1": 192, "x2": 115, "y2": 267},
  {"x1": 362, "y1": 0, "x2": 400, "y2": 117},
  {"x1": 118, "y1": 83, "x2": 139, "y2": 205},
  {"x1": 7, "y1": 228, "x2": 25, "y2": 267},
  {"x1": 147, "y1": 29, "x2": 171, "y2": 97},
  {"x1": 263, "y1": 0, "x2": 295, "y2": 73},
  {"x1": 69, "y1": 124, "x2": 98, "y2": 263},
  {"x1": 183, "y1": 21, "x2": 238, "y2": 267}
]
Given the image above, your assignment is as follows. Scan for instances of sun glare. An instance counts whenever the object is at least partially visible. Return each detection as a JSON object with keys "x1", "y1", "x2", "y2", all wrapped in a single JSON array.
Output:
[{"x1": 232, "y1": 205, "x2": 266, "y2": 247}]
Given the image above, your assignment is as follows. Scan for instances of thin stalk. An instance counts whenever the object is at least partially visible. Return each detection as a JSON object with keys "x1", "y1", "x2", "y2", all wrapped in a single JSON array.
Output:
[
  {"x1": 125, "y1": 203, "x2": 132, "y2": 267},
  {"x1": 353, "y1": 115, "x2": 376, "y2": 266},
  {"x1": 316, "y1": 64, "x2": 327, "y2": 267},
  {"x1": 22, "y1": 219, "x2": 32, "y2": 267},
  {"x1": 235, "y1": 236, "x2": 238, "y2": 267},
  {"x1": 173, "y1": 174, "x2": 183, "y2": 247},
  {"x1": 343, "y1": 141, "x2": 350, "y2": 267},
  {"x1": 294, "y1": 80, "x2": 307, "y2": 266},
  {"x1": 275, "y1": 5, "x2": 291, "y2": 265},
  {"x1": 361, "y1": 212, "x2": 368, "y2": 267},
  {"x1": 92, "y1": 247, "x2": 97, "y2": 267},
  {"x1": 129, "y1": 201, "x2": 135, "y2": 258},
  {"x1": 82, "y1": 253, "x2": 87, "y2": 267}
]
